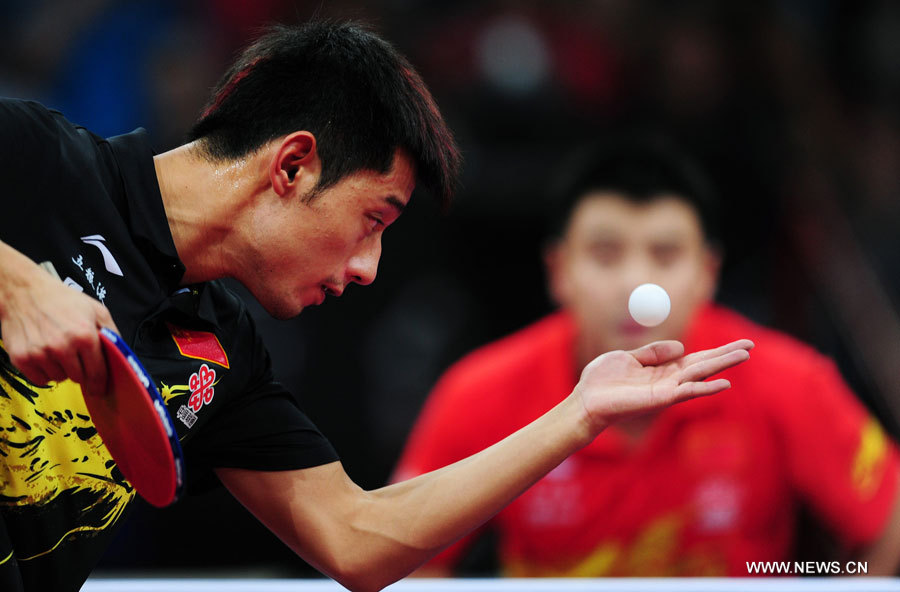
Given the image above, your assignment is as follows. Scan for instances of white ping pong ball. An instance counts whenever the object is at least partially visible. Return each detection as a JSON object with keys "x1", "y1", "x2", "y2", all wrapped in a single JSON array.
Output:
[{"x1": 628, "y1": 283, "x2": 671, "y2": 327}]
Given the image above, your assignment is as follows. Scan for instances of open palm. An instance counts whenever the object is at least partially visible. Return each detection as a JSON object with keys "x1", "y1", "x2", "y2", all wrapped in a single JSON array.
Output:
[{"x1": 575, "y1": 339, "x2": 754, "y2": 432}]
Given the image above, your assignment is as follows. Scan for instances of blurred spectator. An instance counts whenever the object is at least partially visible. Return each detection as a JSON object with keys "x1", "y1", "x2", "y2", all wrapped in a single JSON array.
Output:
[
  {"x1": 392, "y1": 137, "x2": 900, "y2": 576},
  {"x1": 0, "y1": 0, "x2": 180, "y2": 138}
]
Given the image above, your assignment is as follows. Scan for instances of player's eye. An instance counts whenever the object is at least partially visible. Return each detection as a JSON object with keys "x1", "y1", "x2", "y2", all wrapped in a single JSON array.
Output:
[
  {"x1": 588, "y1": 242, "x2": 623, "y2": 265},
  {"x1": 366, "y1": 216, "x2": 385, "y2": 233},
  {"x1": 651, "y1": 244, "x2": 682, "y2": 266}
]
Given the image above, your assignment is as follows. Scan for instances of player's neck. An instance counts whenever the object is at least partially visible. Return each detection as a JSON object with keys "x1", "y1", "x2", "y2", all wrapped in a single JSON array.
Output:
[{"x1": 153, "y1": 143, "x2": 262, "y2": 284}]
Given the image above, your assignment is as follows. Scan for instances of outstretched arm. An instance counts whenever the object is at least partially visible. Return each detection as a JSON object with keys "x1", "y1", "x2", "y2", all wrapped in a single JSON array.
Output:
[
  {"x1": 218, "y1": 339, "x2": 752, "y2": 592},
  {"x1": 0, "y1": 239, "x2": 117, "y2": 396}
]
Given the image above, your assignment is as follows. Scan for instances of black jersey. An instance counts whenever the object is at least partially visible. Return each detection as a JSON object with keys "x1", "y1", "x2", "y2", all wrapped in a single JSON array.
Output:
[{"x1": 0, "y1": 98, "x2": 338, "y2": 591}]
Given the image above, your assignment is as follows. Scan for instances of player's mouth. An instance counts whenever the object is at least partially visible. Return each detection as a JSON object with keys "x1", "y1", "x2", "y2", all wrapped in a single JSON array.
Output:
[{"x1": 317, "y1": 284, "x2": 343, "y2": 304}]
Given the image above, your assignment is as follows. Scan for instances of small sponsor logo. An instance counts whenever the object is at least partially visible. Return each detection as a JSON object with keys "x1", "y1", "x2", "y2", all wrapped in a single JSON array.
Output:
[{"x1": 176, "y1": 405, "x2": 198, "y2": 429}]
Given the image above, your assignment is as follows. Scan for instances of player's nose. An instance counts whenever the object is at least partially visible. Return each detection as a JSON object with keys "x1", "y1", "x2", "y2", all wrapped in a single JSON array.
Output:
[
  {"x1": 346, "y1": 239, "x2": 381, "y2": 286},
  {"x1": 621, "y1": 258, "x2": 657, "y2": 293}
]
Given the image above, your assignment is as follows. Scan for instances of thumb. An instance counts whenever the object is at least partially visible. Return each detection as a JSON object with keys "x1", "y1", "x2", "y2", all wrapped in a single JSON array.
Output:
[
  {"x1": 628, "y1": 340, "x2": 685, "y2": 366},
  {"x1": 93, "y1": 301, "x2": 120, "y2": 334}
]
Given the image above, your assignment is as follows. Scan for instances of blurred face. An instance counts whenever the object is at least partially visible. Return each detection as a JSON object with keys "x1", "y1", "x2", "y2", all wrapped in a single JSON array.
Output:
[
  {"x1": 546, "y1": 192, "x2": 719, "y2": 362},
  {"x1": 245, "y1": 150, "x2": 414, "y2": 319}
]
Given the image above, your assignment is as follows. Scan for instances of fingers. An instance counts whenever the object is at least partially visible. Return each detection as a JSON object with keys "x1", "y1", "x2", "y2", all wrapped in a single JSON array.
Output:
[
  {"x1": 674, "y1": 378, "x2": 732, "y2": 399},
  {"x1": 684, "y1": 339, "x2": 754, "y2": 366},
  {"x1": 9, "y1": 334, "x2": 93, "y2": 389},
  {"x1": 81, "y1": 302, "x2": 112, "y2": 396},
  {"x1": 94, "y1": 302, "x2": 120, "y2": 334},
  {"x1": 679, "y1": 349, "x2": 751, "y2": 385},
  {"x1": 46, "y1": 357, "x2": 70, "y2": 383},
  {"x1": 15, "y1": 358, "x2": 53, "y2": 387},
  {"x1": 4, "y1": 302, "x2": 113, "y2": 395},
  {"x1": 79, "y1": 332, "x2": 108, "y2": 398},
  {"x1": 57, "y1": 346, "x2": 86, "y2": 387},
  {"x1": 629, "y1": 340, "x2": 685, "y2": 366}
]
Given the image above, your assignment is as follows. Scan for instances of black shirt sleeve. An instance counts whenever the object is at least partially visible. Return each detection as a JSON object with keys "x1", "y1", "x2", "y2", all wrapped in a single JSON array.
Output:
[
  {"x1": 175, "y1": 287, "x2": 339, "y2": 493},
  {"x1": 183, "y1": 375, "x2": 340, "y2": 492},
  {"x1": 0, "y1": 98, "x2": 59, "y2": 235}
]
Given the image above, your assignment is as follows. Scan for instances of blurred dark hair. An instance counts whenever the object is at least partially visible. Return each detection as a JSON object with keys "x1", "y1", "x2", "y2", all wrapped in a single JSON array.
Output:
[
  {"x1": 546, "y1": 135, "x2": 721, "y2": 246},
  {"x1": 188, "y1": 20, "x2": 460, "y2": 207}
]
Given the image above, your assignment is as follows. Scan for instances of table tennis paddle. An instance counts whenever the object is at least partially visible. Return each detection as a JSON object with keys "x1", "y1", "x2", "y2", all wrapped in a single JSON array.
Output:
[{"x1": 81, "y1": 328, "x2": 185, "y2": 507}]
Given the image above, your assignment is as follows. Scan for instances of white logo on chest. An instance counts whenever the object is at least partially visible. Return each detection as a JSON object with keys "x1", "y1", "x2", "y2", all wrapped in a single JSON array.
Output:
[{"x1": 80, "y1": 235, "x2": 124, "y2": 277}]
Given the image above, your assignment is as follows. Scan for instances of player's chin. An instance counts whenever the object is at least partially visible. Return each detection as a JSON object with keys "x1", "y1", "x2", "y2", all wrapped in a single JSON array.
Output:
[
  {"x1": 259, "y1": 292, "x2": 308, "y2": 320},
  {"x1": 613, "y1": 325, "x2": 651, "y2": 350},
  {"x1": 264, "y1": 303, "x2": 302, "y2": 320}
]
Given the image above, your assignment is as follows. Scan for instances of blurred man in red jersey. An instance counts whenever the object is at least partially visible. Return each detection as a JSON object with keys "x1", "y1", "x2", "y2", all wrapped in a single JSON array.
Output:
[{"x1": 394, "y1": 137, "x2": 900, "y2": 577}]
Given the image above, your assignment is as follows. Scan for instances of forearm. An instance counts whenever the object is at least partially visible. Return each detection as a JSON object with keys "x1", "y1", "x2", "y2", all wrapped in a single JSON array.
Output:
[
  {"x1": 220, "y1": 339, "x2": 752, "y2": 592},
  {"x1": 219, "y1": 395, "x2": 595, "y2": 591},
  {"x1": 351, "y1": 393, "x2": 595, "y2": 586}
]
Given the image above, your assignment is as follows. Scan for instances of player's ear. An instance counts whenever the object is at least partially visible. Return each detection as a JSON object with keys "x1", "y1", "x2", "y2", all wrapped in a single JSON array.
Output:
[
  {"x1": 544, "y1": 240, "x2": 571, "y2": 307},
  {"x1": 698, "y1": 244, "x2": 722, "y2": 302},
  {"x1": 270, "y1": 131, "x2": 320, "y2": 198}
]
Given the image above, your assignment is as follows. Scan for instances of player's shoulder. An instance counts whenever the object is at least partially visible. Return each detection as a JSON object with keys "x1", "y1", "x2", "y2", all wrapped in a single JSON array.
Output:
[
  {"x1": 435, "y1": 312, "x2": 575, "y2": 395},
  {"x1": 0, "y1": 97, "x2": 57, "y2": 123},
  {"x1": 0, "y1": 98, "x2": 109, "y2": 177},
  {"x1": 0, "y1": 98, "x2": 62, "y2": 162},
  {"x1": 0, "y1": 98, "x2": 82, "y2": 142}
]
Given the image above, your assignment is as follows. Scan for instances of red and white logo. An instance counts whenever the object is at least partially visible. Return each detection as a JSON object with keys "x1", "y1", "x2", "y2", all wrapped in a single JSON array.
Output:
[{"x1": 188, "y1": 364, "x2": 216, "y2": 413}]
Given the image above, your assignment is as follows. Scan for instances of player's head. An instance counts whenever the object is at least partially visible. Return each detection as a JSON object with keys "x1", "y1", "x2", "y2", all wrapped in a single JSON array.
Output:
[
  {"x1": 544, "y1": 135, "x2": 721, "y2": 356},
  {"x1": 186, "y1": 21, "x2": 460, "y2": 318},
  {"x1": 188, "y1": 20, "x2": 459, "y2": 207}
]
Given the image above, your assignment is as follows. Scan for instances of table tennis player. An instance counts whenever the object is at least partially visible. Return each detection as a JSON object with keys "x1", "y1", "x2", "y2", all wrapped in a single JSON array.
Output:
[
  {"x1": 0, "y1": 21, "x2": 752, "y2": 592},
  {"x1": 393, "y1": 137, "x2": 900, "y2": 577}
]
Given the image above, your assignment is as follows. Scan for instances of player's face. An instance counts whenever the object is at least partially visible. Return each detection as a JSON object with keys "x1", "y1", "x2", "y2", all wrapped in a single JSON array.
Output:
[
  {"x1": 547, "y1": 192, "x2": 719, "y2": 358},
  {"x1": 247, "y1": 151, "x2": 415, "y2": 319}
]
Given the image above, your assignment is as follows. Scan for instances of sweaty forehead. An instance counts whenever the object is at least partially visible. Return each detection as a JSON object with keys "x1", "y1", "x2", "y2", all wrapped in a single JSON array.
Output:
[
  {"x1": 567, "y1": 192, "x2": 704, "y2": 241},
  {"x1": 344, "y1": 150, "x2": 416, "y2": 207},
  {"x1": 374, "y1": 150, "x2": 416, "y2": 206}
]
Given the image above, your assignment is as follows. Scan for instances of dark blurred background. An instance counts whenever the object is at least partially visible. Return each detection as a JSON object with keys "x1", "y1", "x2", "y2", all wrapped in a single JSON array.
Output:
[{"x1": 3, "y1": 0, "x2": 899, "y2": 578}]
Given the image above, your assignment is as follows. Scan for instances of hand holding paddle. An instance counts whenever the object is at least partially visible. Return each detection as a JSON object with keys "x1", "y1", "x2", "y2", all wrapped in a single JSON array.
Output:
[
  {"x1": 0, "y1": 244, "x2": 185, "y2": 506},
  {"x1": 0, "y1": 240, "x2": 114, "y2": 396}
]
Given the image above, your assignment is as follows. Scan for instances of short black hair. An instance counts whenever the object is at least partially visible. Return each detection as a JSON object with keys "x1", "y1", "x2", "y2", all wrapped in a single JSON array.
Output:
[
  {"x1": 547, "y1": 135, "x2": 721, "y2": 246},
  {"x1": 188, "y1": 20, "x2": 460, "y2": 207}
]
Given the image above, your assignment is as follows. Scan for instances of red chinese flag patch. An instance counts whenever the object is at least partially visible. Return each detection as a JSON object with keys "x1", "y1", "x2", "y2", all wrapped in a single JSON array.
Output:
[{"x1": 166, "y1": 322, "x2": 230, "y2": 369}]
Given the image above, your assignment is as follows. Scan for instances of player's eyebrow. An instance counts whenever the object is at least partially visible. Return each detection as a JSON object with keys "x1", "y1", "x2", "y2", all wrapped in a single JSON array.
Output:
[
  {"x1": 587, "y1": 227, "x2": 622, "y2": 241},
  {"x1": 650, "y1": 230, "x2": 689, "y2": 244},
  {"x1": 384, "y1": 195, "x2": 407, "y2": 215}
]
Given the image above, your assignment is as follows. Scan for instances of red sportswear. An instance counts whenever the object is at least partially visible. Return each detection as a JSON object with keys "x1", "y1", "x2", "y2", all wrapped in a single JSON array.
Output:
[{"x1": 393, "y1": 305, "x2": 899, "y2": 576}]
